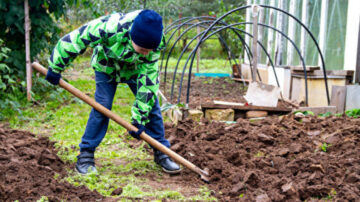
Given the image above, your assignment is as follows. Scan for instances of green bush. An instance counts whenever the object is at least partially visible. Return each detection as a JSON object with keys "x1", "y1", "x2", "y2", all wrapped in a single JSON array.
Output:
[{"x1": 0, "y1": 0, "x2": 72, "y2": 120}]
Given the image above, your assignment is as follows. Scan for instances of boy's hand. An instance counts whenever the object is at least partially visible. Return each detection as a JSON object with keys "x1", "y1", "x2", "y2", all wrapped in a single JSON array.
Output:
[
  {"x1": 129, "y1": 123, "x2": 145, "y2": 140},
  {"x1": 45, "y1": 68, "x2": 61, "y2": 85}
]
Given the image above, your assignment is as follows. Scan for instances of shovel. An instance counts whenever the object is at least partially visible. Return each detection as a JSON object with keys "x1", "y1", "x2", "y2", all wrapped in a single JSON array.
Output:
[
  {"x1": 244, "y1": 5, "x2": 280, "y2": 107},
  {"x1": 32, "y1": 62, "x2": 209, "y2": 183}
]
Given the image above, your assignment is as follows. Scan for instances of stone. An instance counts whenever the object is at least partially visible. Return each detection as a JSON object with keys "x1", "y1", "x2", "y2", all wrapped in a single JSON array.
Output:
[
  {"x1": 257, "y1": 133, "x2": 274, "y2": 144},
  {"x1": 289, "y1": 143, "x2": 302, "y2": 153},
  {"x1": 246, "y1": 110, "x2": 268, "y2": 118},
  {"x1": 281, "y1": 182, "x2": 297, "y2": 195},
  {"x1": 187, "y1": 109, "x2": 203, "y2": 122},
  {"x1": 230, "y1": 182, "x2": 245, "y2": 194},
  {"x1": 278, "y1": 148, "x2": 289, "y2": 156},
  {"x1": 256, "y1": 193, "x2": 271, "y2": 202},
  {"x1": 205, "y1": 109, "x2": 234, "y2": 121}
]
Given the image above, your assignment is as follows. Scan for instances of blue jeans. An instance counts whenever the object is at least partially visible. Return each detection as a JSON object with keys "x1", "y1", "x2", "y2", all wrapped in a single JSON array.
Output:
[{"x1": 79, "y1": 71, "x2": 170, "y2": 152}]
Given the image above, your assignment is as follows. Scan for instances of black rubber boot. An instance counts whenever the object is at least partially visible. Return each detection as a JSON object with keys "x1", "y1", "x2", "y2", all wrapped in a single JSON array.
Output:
[
  {"x1": 75, "y1": 151, "x2": 97, "y2": 174},
  {"x1": 154, "y1": 150, "x2": 181, "y2": 174}
]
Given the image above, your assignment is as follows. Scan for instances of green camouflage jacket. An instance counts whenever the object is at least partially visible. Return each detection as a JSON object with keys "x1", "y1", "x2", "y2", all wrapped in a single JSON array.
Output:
[{"x1": 49, "y1": 10, "x2": 165, "y2": 125}]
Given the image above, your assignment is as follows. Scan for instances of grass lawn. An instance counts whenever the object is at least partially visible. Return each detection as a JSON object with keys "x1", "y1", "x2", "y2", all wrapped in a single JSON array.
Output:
[
  {"x1": 6, "y1": 58, "x2": 216, "y2": 201},
  {"x1": 161, "y1": 58, "x2": 234, "y2": 74}
]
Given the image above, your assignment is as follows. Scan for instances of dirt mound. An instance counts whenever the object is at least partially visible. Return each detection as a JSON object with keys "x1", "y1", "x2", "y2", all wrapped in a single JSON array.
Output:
[
  {"x1": 0, "y1": 125, "x2": 104, "y2": 201},
  {"x1": 160, "y1": 75, "x2": 291, "y2": 109},
  {"x1": 166, "y1": 115, "x2": 360, "y2": 201}
]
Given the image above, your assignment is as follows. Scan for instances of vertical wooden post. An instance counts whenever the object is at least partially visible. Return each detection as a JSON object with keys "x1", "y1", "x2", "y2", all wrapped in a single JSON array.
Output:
[
  {"x1": 251, "y1": 5, "x2": 259, "y2": 82},
  {"x1": 274, "y1": 0, "x2": 284, "y2": 66},
  {"x1": 318, "y1": 0, "x2": 329, "y2": 66},
  {"x1": 287, "y1": 0, "x2": 296, "y2": 65},
  {"x1": 24, "y1": 0, "x2": 32, "y2": 101},
  {"x1": 356, "y1": 19, "x2": 360, "y2": 83},
  {"x1": 196, "y1": 25, "x2": 200, "y2": 73},
  {"x1": 257, "y1": 0, "x2": 265, "y2": 64},
  {"x1": 266, "y1": 0, "x2": 275, "y2": 66},
  {"x1": 244, "y1": 0, "x2": 252, "y2": 64},
  {"x1": 300, "y1": 0, "x2": 308, "y2": 60}
]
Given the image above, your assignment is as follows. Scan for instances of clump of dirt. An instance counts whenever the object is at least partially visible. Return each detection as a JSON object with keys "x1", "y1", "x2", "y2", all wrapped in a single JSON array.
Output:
[
  {"x1": 0, "y1": 124, "x2": 105, "y2": 201},
  {"x1": 165, "y1": 115, "x2": 360, "y2": 201}
]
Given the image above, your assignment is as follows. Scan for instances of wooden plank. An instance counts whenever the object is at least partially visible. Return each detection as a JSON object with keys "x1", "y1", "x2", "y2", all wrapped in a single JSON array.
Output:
[
  {"x1": 300, "y1": 0, "x2": 308, "y2": 58},
  {"x1": 345, "y1": 85, "x2": 360, "y2": 110},
  {"x1": 297, "y1": 106, "x2": 337, "y2": 115},
  {"x1": 356, "y1": 18, "x2": 360, "y2": 83},
  {"x1": 318, "y1": 0, "x2": 329, "y2": 66},
  {"x1": 201, "y1": 103, "x2": 292, "y2": 112},
  {"x1": 251, "y1": 5, "x2": 259, "y2": 82},
  {"x1": 266, "y1": 0, "x2": 275, "y2": 65},
  {"x1": 287, "y1": 0, "x2": 296, "y2": 65},
  {"x1": 213, "y1": 100, "x2": 245, "y2": 106},
  {"x1": 246, "y1": 111, "x2": 268, "y2": 118},
  {"x1": 291, "y1": 66, "x2": 320, "y2": 72},
  {"x1": 232, "y1": 78, "x2": 251, "y2": 83},
  {"x1": 330, "y1": 86, "x2": 346, "y2": 113}
]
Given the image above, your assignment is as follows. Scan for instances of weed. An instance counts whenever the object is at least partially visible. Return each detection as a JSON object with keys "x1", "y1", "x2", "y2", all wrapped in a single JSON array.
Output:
[
  {"x1": 321, "y1": 143, "x2": 331, "y2": 152},
  {"x1": 254, "y1": 151, "x2": 264, "y2": 157},
  {"x1": 318, "y1": 112, "x2": 332, "y2": 117},
  {"x1": 36, "y1": 196, "x2": 49, "y2": 202},
  {"x1": 345, "y1": 108, "x2": 360, "y2": 118}
]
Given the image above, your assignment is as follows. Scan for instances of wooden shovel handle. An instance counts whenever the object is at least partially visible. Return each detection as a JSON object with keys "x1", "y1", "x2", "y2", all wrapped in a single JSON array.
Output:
[{"x1": 32, "y1": 62, "x2": 207, "y2": 177}]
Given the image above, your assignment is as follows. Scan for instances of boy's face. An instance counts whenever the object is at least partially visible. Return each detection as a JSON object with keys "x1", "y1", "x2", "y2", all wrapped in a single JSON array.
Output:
[{"x1": 131, "y1": 40, "x2": 152, "y2": 56}]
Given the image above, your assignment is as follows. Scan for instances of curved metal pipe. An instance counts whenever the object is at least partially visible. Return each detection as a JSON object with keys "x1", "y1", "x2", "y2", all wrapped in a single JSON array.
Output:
[
  {"x1": 163, "y1": 19, "x2": 253, "y2": 96},
  {"x1": 260, "y1": 4, "x2": 330, "y2": 105},
  {"x1": 168, "y1": 23, "x2": 263, "y2": 101},
  {"x1": 190, "y1": 5, "x2": 329, "y2": 106},
  {"x1": 162, "y1": 16, "x2": 251, "y2": 71},
  {"x1": 178, "y1": 23, "x2": 282, "y2": 104},
  {"x1": 181, "y1": 22, "x2": 306, "y2": 105}
]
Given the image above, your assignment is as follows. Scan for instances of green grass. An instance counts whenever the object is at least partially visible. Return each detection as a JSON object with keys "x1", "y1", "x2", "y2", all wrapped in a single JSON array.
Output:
[
  {"x1": 5, "y1": 65, "x2": 217, "y2": 201},
  {"x1": 161, "y1": 58, "x2": 233, "y2": 74}
]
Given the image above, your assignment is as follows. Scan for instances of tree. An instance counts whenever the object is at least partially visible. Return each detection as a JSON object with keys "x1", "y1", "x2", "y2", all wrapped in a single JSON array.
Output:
[{"x1": 0, "y1": 0, "x2": 71, "y2": 118}]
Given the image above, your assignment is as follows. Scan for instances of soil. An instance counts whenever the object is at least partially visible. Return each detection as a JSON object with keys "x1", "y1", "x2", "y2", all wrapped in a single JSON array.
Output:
[
  {"x1": 0, "y1": 124, "x2": 107, "y2": 201},
  {"x1": 161, "y1": 74, "x2": 247, "y2": 106},
  {"x1": 160, "y1": 74, "x2": 291, "y2": 109},
  {"x1": 165, "y1": 115, "x2": 360, "y2": 201}
]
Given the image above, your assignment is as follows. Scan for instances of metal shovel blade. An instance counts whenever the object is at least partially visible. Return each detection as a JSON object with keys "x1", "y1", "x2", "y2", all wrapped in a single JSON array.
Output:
[{"x1": 244, "y1": 82, "x2": 281, "y2": 107}]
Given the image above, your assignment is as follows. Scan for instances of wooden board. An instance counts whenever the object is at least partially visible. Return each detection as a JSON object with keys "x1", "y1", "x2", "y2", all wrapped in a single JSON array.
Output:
[
  {"x1": 201, "y1": 103, "x2": 292, "y2": 112},
  {"x1": 232, "y1": 78, "x2": 251, "y2": 83},
  {"x1": 330, "y1": 86, "x2": 346, "y2": 113},
  {"x1": 345, "y1": 85, "x2": 360, "y2": 110},
  {"x1": 291, "y1": 66, "x2": 320, "y2": 72},
  {"x1": 296, "y1": 106, "x2": 337, "y2": 115}
]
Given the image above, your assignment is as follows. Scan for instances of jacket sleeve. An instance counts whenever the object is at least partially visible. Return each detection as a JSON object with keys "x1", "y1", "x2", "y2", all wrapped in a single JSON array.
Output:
[
  {"x1": 131, "y1": 52, "x2": 161, "y2": 126},
  {"x1": 48, "y1": 15, "x2": 109, "y2": 73}
]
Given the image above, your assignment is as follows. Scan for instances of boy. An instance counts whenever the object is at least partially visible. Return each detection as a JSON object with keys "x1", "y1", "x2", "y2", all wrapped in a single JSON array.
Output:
[{"x1": 45, "y1": 9, "x2": 180, "y2": 174}]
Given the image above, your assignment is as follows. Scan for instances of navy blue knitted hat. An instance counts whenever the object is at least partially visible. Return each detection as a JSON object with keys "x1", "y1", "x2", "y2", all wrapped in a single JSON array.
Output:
[{"x1": 130, "y1": 10, "x2": 163, "y2": 50}]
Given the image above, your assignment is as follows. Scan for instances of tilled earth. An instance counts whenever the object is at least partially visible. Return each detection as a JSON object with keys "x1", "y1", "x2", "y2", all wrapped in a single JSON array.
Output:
[
  {"x1": 160, "y1": 75, "x2": 291, "y2": 108},
  {"x1": 165, "y1": 115, "x2": 360, "y2": 201},
  {"x1": 0, "y1": 124, "x2": 105, "y2": 201}
]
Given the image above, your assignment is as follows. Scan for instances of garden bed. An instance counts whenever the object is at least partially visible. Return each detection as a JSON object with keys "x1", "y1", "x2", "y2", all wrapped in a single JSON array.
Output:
[
  {"x1": 160, "y1": 74, "x2": 291, "y2": 109},
  {"x1": 0, "y1": 124, "x2": 106, "y2": 201},
  {"x1": 165, "y1": 115, "x2": 360, "y2": 201}
]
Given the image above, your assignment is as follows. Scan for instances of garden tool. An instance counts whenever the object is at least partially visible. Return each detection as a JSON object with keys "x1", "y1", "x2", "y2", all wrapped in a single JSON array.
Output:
[
  {"x1": 157, "y1": 90, "x2": 182, "y2": 125},
  {"x1": 32, "y1": 62, "x2": 209, "y2": 183},
  {"x1": 244, "y1": 5, "x2": 280, "y2": 107}
]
